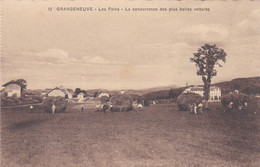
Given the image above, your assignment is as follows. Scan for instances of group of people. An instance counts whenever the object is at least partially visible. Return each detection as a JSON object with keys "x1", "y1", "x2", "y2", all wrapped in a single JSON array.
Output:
[
  {"x1": 224, "y1": 101, "x2": 248, "y2": 113},
  {"x1": 190, "y1": 102, "x2": 203, "y2": 114},
  {"x1": 189, "y1": 101, "x2": 249, "y2": 114}
]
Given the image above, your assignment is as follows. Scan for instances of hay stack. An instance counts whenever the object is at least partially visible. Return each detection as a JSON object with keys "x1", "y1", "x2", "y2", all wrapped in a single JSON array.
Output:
[
  {"x1": 110, "y1": 94, "x2": 133, "y2": 112},
  {"x1": 177, "y1": 93, "x2": 203, "y2": 111},
  {"x1": 43, "y1": 96, "x2": 67, "y2": 113},
  {"x1": 100, "y1": 96, "x2": 109, "y2": 104},
  {"x1": 221, "y1": 93, "x2": 255, "y2": 110}
]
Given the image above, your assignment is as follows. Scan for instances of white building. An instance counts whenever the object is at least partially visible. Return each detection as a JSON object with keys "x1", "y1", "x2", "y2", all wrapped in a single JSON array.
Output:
[
  {"x1": 77, "y1": 92, "x2": 85, "y2": 99},
  {"x1": 2, "y1": 82, "x2": 22, "y2": 97},
  {"x1": 183, "y1": 86, "x2": 221, "y2": 101}
]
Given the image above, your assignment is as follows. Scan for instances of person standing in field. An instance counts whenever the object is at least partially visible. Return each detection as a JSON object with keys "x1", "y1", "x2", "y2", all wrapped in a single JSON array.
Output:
[
  {"x1": 137, "y1": 103, "x2": 143, "y2": 111},
  {"x1": 52, "y1": 104, "x2": 56, "y2": 114},
  {"x1": 110, "y1": 104, "x2": 113, "y2": 112},
  {"x1": 81, "y1": 105, "x2": 84, "y2": 112},
  {"x1": 189, "y1": 103, "x2": 193, "y2": 113},
  {"x1": 193, "y1": 103, "x2": 198, "y2": 114},
  {"x1": 224, "y1": 102, "x2": 233, "y2": 113},
  {"x1": 198, "y1": 102, "x2": 203, "y2": 114},
  {"x1": 103, "y1": 103, "x2": 108, "y2": 113},
  {"x1": 30, "y1": 105, "x2": 33, "y2": 113},
  {"x1": 244, "y1": 102, "x2": 248, "y2": 111}
]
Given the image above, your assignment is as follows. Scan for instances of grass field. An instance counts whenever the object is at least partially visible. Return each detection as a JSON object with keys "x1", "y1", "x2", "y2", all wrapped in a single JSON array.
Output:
[{"x1": 1, "y1": 102, "x2": 259, "y2": 167}]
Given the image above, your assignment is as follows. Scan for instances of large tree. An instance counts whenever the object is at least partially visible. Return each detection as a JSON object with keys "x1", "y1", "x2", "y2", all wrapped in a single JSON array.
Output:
[
  {"x1": 16, "y1": 79, "x2": 27, "y2": 90},
  {"x1": 190, "y1": 44, "x2": 227, "y2": 108}
]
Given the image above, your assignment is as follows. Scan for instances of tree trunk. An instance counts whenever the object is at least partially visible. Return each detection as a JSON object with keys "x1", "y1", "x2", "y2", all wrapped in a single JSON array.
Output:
[{"x1": 203, "y1": 78, "x2": 211, "y2": 109}]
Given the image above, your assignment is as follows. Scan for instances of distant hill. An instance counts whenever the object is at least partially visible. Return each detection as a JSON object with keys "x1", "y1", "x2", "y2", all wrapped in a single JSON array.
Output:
[
  {"x1": 23, "y1": 77, "x2": 260, "y2": 100},
  {"x1": 142, "y1": 87, "x2": 188, "y2": 101},
  {"x1": 123, "y1": 84, "x2": 178, "y2": 95},
  {"x1": 142, "y1": 76, "x2": 260, "y2": 100},
  {"x1": 213, "y1": 76, "x2": 260, "y2": 95},
  {"x1": 85, "y1": 85, "x2": 177, "y2": 96}
]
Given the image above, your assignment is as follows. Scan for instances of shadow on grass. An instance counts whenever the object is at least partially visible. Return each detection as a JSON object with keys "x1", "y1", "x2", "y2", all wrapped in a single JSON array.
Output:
[{"x1": 6, "y1": 118, "x2": 48, "y2": 131}]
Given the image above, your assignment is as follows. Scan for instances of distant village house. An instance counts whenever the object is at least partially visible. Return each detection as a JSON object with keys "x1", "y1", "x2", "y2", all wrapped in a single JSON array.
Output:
[
  {"x1": 2, "y1": 80, "x2": 26, "y2": 98},
  {"x1": 77, "y1": 92, "x2": 85, "y2": 99}
]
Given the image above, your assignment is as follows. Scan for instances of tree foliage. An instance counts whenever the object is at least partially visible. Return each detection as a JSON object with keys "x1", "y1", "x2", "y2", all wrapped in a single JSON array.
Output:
[
  {"x1": 74, "y1": 88, "x2": 81, "y2": 95},
  {"x1": 81, "y1": 90, "x2": 87, "y2": 95},
  {"x1": 94, "y1": 91, "x2": 99, "y2": 98},
  {"x1": 16, "y1": 79, "x2": 27, "y2": 90},
  {"x1": 190, "y1": 44, "x2": 227, "y2": 102}
]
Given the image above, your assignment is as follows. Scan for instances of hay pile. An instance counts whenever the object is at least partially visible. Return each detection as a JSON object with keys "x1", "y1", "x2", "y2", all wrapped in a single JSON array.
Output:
[
  {"x1": 177, "y1": 93, "x2": 203, "y2": 111},
  {"x1": 221, "y1": 93, "x2": 256, "y2": 110},
  {"x1": 110, "y1": 94, "x2": 133, "y2": 112},
  {"x1": 43, "y1": 96, "x2": 68, "y2": 113},
  {"x1": 100, "y1": 96, "x2": 109, "y2": 104}
]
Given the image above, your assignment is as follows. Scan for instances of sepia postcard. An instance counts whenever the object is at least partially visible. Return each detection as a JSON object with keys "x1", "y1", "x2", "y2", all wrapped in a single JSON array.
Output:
[{"x1": 1, "y1": 0, "x2": 260, "y2": 166}]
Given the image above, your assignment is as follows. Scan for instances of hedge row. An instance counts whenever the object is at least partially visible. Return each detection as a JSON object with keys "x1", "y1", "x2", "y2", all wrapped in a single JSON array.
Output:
[{"x1": 1, "y1": 96, "x2": 43, "y2": 106}]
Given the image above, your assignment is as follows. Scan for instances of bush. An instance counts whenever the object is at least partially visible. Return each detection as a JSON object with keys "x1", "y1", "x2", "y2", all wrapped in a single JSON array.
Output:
[
  {"x1": 2, "y1": 98, "x2": 15, "y2": 106},
  {"x1": 221, "y1": 93, "x2": 255, "y2": 110},
  {"x1": 1, "y1": 95, "x2": 43, "y2": 106},
  {"x1": 43, "y1": 96, "x2": 67, "y2": 113},
  {"x1": 177, "y1": 93, "x2": 203, "y2": 111},
  {"x1": 32, "y1": 95, "x2": 43, "y2": 102},
  {"x1": 21, "y1": 97, "x2": 33, "y2": 104}
]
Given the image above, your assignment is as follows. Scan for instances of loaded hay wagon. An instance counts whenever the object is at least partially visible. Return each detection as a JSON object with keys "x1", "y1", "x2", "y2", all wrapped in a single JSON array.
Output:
[
  {"x1": 43, "y1": 96, "x2": 68, "y2": 113},
  {"x1": 110, "y1": 94, "x2": 133, "y2": 112}
]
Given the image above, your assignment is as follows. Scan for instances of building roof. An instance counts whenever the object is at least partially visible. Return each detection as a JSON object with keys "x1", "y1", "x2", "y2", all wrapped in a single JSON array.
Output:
[
  {"x1": 57, "y1": 85, "x2": 73, "y2": 96},
  {"x1": 2, "y1": 79, "x2": 26, "y2": 88},
  {"x1": 46, "y1": 87, "x2": 68, "y2": 95}
]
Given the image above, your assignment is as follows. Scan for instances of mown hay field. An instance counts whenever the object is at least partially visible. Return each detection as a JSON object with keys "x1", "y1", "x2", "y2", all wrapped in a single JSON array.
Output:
[{"x1": 1, "y1": 101, "x2": 259, "y2": 167}]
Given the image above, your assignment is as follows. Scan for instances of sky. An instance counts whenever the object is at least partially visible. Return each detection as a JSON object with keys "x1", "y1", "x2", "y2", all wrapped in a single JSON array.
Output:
[{"x1": 2, "y1": 0, "x2": 260, "y2": 90}]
